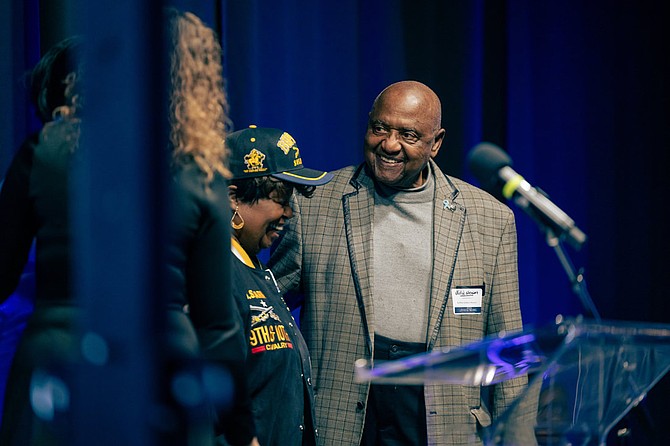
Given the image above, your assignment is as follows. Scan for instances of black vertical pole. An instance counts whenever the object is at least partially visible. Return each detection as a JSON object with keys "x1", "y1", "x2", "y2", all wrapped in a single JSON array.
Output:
[
  {"x1": 39, "y1": 0, "x2": 74, "y2": 51},
  {"x1": 71, "y1": 1, "x2": 165, "y2": 445}
]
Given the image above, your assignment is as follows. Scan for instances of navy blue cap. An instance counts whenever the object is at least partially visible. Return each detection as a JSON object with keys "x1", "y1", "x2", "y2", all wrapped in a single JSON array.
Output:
[{"x1": 227, "y1": 125, "x2": 333, "y2": 186}]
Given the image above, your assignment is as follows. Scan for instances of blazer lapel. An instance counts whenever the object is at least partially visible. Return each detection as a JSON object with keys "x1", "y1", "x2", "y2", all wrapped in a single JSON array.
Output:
[
  {"x1": 342, "y1": 166, "x2": 376, "y2": 356},
  {"x1": 427, "y1": 162, "x2": 466, "y2": 351}
]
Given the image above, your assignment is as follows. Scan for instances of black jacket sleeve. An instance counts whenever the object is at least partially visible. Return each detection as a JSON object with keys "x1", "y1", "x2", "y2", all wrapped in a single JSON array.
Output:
[{"x1": 0, "y1": 135, "x2": 38, "y2": 302}]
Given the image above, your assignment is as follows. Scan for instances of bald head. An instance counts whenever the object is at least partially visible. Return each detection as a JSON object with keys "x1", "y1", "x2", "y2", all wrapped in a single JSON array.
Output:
[
  {"x1": 371, "y1": 81, "x2": 442, "y2": 133},
  {"x1": 364, "y1": 81, "x2": 446, "y2": 188}
]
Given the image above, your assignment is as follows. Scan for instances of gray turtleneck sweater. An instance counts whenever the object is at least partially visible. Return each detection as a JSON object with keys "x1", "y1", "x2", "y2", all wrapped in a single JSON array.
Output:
[{"x1": 372, "y1": 168, "x2": 435, "y2": 343}]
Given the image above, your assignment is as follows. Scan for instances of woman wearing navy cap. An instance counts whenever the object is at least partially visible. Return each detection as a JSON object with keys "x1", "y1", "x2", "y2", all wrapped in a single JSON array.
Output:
[{"x1": 222, "y1": 126, "x2": 332, "y2": 446}]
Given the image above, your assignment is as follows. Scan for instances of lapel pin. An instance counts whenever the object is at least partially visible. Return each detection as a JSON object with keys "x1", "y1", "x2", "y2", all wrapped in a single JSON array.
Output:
[{"x1": 443, "y1": 199, "x2": 456, "y2": 211}]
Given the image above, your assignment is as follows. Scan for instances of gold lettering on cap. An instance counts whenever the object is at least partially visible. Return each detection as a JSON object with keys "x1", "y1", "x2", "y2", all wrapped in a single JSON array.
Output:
[{"x1": 276, "y1": 132, "x2": 296, "y2": 155}]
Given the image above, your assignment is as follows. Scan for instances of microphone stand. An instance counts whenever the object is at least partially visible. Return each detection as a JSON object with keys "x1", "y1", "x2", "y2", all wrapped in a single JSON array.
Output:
[
  {"x1": 544, "y1": 230, "x2": 660, "y2": 445},
  {"x1": 545, "y1": 231, "x2": 608, "y2": 445},
  {"x1": 544, "y1": 230, "x2": 601, "y2": 322}
]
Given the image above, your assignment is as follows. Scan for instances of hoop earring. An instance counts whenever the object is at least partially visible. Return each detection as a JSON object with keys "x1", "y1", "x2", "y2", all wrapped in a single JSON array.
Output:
[{"x1": 231, "y1": 206, "x2": 244, "y2": 230}]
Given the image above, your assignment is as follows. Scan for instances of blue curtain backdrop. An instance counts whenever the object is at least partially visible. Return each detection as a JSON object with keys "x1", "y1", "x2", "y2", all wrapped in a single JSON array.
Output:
[
  {"x1": 1, "y1": 0, "x2": 669, "y2": 443},
  {"x1": 222, "y1": 0, "x2": 670, "y2": 327}
]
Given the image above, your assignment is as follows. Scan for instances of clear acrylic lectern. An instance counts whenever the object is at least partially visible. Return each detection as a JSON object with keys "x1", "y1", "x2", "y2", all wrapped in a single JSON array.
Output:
[{"x1": 354, "y1": 317, "x2": 670, "y2": 445}]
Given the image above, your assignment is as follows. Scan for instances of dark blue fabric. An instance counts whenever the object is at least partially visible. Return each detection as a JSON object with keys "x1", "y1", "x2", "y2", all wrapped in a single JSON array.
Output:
[
  {"x1": 222, "y1": 0, "x2": 669, "y2": 327},
  {"x1": 0, "y1": 0, "x2": 41, "y2": 424},
  {"x1": 0, "y1": 245, "x2": 35, "y2": 423}
]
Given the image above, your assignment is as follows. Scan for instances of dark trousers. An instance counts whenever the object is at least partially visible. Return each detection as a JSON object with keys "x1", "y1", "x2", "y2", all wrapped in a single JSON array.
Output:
[{"x1": 361, "y1": 335, "x2": 427, "y2": 446}]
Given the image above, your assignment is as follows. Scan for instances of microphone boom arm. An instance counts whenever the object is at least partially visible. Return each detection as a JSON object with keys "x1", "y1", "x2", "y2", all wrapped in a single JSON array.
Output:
[{"x1": 546, "y1": 228, "x2": 602, "y2": 322}]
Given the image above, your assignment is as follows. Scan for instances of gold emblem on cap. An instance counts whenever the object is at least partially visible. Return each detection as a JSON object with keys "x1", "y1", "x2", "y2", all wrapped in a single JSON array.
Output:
[{"x1": 243, "y1": 148, "x2": 267, "y2": 173}]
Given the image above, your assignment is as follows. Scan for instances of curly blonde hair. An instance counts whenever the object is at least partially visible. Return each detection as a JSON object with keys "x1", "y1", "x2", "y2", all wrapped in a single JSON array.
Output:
[
  {"x1": 51, "y1": 71, "x2": 81, "y2": 120},
  {"x1": 167, "y1": 10, "x2": 231, "y2": 183},
  {"x1": 42, "y1": 70, "x2": 82, "y2": 150}
]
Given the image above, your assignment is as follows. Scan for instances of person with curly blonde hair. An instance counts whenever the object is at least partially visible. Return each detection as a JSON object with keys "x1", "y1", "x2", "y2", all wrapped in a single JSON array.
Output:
[
  {"x1": 163, "y1": 8, "x2": 257, "y2": 446},
  {"x1": 0, "y1": 10, "x2": 257, "y2": 446},
  {"x1": 167, "y1": 10, "x2": 232, "y2": 185}
]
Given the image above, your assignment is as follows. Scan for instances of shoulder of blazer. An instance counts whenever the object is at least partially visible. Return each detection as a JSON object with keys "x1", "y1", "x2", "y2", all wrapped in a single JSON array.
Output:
[
  {"x1": 439, "y1": 162, "x2": 515, "y2": 218},
  {"x1": 300, "y1": 164, "x2": 366, "y2": 210},
  {"x1": 321, "y1": 163, "x2": 371, "y2": 195}
]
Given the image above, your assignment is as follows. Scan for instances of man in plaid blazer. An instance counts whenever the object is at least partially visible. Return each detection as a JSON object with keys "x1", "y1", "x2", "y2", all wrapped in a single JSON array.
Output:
[{"x1": 268, "y1": 81, "x2": 529, "y2": 445}]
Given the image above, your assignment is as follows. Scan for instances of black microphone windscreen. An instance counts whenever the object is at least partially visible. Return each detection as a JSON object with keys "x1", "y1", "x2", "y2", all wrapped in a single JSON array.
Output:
[{"x1": 467, "y1": 143, "x2": 513, "y2": 192}]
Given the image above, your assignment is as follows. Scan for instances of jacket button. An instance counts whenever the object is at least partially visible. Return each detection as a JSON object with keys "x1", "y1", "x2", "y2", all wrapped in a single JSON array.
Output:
[
  {"x1": 357, "y1": 401, "x2": 365, "y2": 410},
  {"x1": 390, "y1": 344, "x2": 398, "y2": 353}
]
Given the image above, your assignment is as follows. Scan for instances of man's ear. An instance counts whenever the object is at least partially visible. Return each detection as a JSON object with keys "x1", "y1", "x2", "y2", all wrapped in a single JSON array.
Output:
[{"x1": 431, "y1": 128, "x2": 446, "y2": 158}]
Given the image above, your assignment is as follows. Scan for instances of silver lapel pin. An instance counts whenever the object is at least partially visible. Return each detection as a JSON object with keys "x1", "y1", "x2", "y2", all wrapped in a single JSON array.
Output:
[{"x1": 443, "y1": 199, "x2": 456, "y2": 211}]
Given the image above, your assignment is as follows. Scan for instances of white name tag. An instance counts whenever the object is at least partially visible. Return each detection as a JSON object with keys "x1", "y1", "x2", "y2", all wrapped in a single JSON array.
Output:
[{"x1": 452, "y1": 286, "x2": 483, "y2": 315}]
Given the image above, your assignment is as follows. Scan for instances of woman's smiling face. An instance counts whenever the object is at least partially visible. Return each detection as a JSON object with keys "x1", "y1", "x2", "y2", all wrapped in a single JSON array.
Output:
[{"x1": 233, "y1": 187, "x2": 294, "y2": 256}]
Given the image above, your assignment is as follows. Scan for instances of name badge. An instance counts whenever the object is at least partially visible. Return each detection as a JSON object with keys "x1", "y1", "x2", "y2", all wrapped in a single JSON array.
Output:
[{"x1": 452, "y1": 286, "x2": 484, "y2": 315}]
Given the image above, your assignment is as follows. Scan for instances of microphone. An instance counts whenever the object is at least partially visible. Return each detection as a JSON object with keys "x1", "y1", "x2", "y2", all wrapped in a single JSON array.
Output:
[{"x1": 467, "y1": 142, "x2": 587, "y2": 250}]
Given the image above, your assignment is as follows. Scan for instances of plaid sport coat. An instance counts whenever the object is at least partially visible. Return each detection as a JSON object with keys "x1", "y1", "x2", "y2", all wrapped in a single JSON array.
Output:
[{"x1": 268, "y1": 160, "x2": 528, "y2": 445}]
